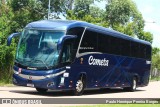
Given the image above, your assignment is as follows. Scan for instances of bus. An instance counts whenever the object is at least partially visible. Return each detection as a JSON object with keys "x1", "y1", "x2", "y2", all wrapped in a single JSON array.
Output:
[{"x1": 7, "y1": 20, "x2": 152, "y2": 95}]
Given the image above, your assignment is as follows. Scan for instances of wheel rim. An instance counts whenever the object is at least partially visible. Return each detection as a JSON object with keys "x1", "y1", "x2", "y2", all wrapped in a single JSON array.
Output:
[
  {"x1": 76, "y1": 80, "x2": 83, "y2": 92},
  {"x1": 133, "y1": 79, "x2": 136, "y2": 90}
]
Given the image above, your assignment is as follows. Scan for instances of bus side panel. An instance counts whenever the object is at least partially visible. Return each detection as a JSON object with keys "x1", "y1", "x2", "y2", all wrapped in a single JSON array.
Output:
[
  {"x1": 130, "y1": 59, "x2": 151, "y2": 86},
  {"x1": 70, "y1": 53, "x2": 151, "y2": 89}
]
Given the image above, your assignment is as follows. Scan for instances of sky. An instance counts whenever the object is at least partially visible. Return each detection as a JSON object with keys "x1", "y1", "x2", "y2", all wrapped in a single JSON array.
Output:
[
  {"x1": 95, "y1": 0, "x2": 160, "y2": 48},
  {"x1": 133, "y1": 0, "x2": 160, "y2": 48}
]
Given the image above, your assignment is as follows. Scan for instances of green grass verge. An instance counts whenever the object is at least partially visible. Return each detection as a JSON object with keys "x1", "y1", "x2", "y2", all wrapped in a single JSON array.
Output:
[
  {"x1": 150, "y1": 77, "x2": 160, "y2": 81},
  {"x1": 0, "y1": 81, "x2": 13, "y2": 87},
  {"x1": 68, "y1": 104, "x2": 160, "y2": 107}
]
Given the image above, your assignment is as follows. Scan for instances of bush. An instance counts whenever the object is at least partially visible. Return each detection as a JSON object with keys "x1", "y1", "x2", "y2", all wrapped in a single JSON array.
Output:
[{"x1": 0, "y1": 44, "x2": 16, "y2": 83}]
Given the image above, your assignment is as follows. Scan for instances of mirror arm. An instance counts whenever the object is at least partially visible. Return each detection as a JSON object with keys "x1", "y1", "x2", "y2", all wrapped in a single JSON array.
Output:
[
  {"x1": 57, "y1": 35, "x2": 77, "y2": 50},
  {"x1": 7, "y1": 33, "x2": 20, "y2": 46}
]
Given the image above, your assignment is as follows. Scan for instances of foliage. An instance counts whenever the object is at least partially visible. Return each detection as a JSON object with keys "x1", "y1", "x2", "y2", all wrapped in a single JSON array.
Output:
[
  {"x1": 152, "y1": 48, "x2": 160, "y2": 70},
  {"x1": 152, "y1": 54, "x2": 160, "y2": 70},
  {"x1": 9, "y1": 0, "x2": 44, "y2": 32},
  {"x1": 151, "y1": 47, "x2": 160, "y2": 79},
  {"x1": 105, "y1": 0, "x2": 144, "y2": 27},
  {"x1": 67, "y1": 0, "x2": 153, "y2": 43},
  {"x1": 137, "y1": 31, "x2": 153, "y2": 43},
  {"x1": 67, "y1": 0, "x2": 106, "y2": 25},
  {"x1": 152, "y1": 47, "x2": 160, "y2": 55},
  {"x1": 105, "y1": 0, "x2": 153, "y2": 43},
  {"x1": 33, "y1": 0, "x2": 75, "y2": 19},
  {"x1": 0, "y1": 0, "x2": 45, "y2": 83},
  {"x1": 151, "y1": 54, "x2": 160, "y2": 79},
  {"x1": 0, "y1": 2, "x2": 16, "y2": 83}
]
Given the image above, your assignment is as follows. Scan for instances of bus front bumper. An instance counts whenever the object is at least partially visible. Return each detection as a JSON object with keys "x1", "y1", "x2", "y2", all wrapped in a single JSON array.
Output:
[{"x1": 12, "y1": 73, "x2": 62, "y2": 90}]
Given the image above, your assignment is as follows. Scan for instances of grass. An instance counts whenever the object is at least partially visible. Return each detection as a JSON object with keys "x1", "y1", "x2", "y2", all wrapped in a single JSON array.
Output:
[
  {"x1": 68, "y1": 104, "x2": 160, "y2": 107},
  {"x1": 150, "y1": 77, "x2": 160, "y2": 81},
  {"x1": 0, "y1": 81, "x2": 13, "y2": 87}
]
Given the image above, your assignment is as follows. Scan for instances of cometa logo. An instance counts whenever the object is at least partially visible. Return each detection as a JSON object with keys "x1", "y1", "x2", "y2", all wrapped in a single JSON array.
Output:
[{"x1": 88, "y1": 56, "x2": 109, "y2": 66}]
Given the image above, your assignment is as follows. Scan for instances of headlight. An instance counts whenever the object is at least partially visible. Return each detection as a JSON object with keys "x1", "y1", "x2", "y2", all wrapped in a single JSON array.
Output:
[
  {"x1": 13, "y1": 70, "x2": 19, "y2": 74},
  {"x1": 45, "y1": 70, "x2": 66, "y2": 78}
]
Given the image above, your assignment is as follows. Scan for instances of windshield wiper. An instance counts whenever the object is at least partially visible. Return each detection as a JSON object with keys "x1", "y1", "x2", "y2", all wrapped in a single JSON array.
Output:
[
  {"x1": 15, "y1": 59, "x2": 28, "y2": 68},
  {"x1": 26, "y1": 59, "x2": 49, "y2": 69},
  {"x1": 34, "y1": 59, "x2": 49, "y2": 69}
]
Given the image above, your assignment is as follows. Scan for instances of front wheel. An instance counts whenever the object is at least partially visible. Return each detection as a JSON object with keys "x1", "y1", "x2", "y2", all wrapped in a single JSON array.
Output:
[
  {"x1": 124, "y1": 77, "x2": 137, "y2": 92},
  {"x1": 36, "y1": 88, "x2": 48, "y2": 93},
  {"x1": 73, "y1": 76, "x2": 85, "y2": 96}
]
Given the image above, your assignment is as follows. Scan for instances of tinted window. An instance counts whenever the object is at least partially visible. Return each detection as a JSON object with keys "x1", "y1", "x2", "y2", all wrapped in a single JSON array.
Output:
[
  {"x1": 77, "y1": 28, "x2": 151, "y2": 60},
  {"x1": 67, "y1": 27, "x2": 85, "y2": 58},
  {"x1": 131, "y1": 42, "x2": 139, "y2": 58},
  {"x1": 67, "y1": 27, "x2": 85, "y2": 50},
  {"x1": 121, "y1": 39, "x2": 130, "y2": 56},
  {"x1": 98, "y1": 33, "x2": 110, "y2": 53},
  {"x1": 139, "y1": 44, "x2": 146, "y2": 59},
  {"x1": 79, "y1": 29, "x2": 98, "y2": 53},
  {"x1": 146, "y1": 45, "x2": 151, "y2": 60},
  {"x1": 98, "y1": 32, "x2": 132, "y2": 56},
  {"x1": 109, "y1": 36, "x2": 121, "y2": 55}
]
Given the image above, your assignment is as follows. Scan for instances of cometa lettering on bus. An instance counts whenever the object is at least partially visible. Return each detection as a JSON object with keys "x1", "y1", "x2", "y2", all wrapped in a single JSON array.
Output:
[{"x1": 88, "y1": 56, "x2": 109, "y2": 66}]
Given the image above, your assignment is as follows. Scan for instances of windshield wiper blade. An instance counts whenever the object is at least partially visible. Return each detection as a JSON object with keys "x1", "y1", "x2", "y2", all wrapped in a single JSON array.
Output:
[
  {"x1": 34, "y1": 59, "x2": 49, "y2": 69},
  {"x1": 15, "y1": 59, "x2": 30, "y2": 68},
  {"x1": 26, "y1": 59, "x2": 49, "y2": 69}
]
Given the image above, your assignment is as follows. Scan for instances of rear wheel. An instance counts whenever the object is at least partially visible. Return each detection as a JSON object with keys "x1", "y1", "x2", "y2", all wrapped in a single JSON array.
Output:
[
  {"x1": 36, "y1": 88, "x2": 48, "y2": 93},
  {"x1": 124, "y1": 77, "x2": 137, "y2": 92},
  {"x1": 73, "y1": 75, "x2": 85, "y2": 96}
]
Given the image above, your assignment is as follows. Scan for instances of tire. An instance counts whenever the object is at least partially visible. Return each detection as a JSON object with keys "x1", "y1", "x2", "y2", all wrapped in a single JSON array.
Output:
[
  {"x1": 73, "y1": 76, "x2": 85, "y2": 96},
  {"x1": 36, "y1": 88, "x2": 48, "y2": 93},
  {"x1": 124, "y1": 77, "x2": 137, "y2": 92}
]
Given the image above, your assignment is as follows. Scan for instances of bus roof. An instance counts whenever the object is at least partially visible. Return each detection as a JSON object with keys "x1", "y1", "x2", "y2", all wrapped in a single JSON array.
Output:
[{"x1": 26, "y1": 20, "x2": 151, "y2": 46}]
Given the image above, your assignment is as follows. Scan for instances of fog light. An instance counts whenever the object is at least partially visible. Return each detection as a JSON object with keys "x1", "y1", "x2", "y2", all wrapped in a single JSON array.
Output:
[
  {"x1": 69, "y1": 85, "x2": 72, "y2": 88},
  {"x1": 47, "y1": 82, "x2": 54, "y2": 87}
]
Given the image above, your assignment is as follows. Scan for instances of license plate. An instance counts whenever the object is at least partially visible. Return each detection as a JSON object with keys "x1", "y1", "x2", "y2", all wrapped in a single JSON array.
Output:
[{"x1": 27, "y1": 83, "x2": 34, "y2": 87}]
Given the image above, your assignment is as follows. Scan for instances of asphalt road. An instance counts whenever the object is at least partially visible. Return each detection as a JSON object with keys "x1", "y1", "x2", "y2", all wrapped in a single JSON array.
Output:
[{"x1": 0, "y1": 81, "x2": 160, "y2": 107}]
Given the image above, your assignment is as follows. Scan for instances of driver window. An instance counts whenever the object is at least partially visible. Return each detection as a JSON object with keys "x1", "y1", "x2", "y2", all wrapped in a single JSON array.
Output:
[
  {"x1": 61, "y1": 45, "x2": 71, "y2": 63},
  {"x1": 61, "y1": 40, "x2": 74, "y2": 64}
]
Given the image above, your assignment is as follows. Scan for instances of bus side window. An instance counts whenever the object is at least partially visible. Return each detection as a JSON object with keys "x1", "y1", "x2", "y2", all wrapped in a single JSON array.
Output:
[
  {"x1": 131, "y1": 41, "x2": 140, "y2": 58},
  {"x1": 139, "y1": 44, "x2": 146, "y2": 59},
  {"x1": 79, "y1": 29, "x2": 98, "y2": 53},
  {"x1": 146, "y1": 45, "x2": 151, "y2": 60}
]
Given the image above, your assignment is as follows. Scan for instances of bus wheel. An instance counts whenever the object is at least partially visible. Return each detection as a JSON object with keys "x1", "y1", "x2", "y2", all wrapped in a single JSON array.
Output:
[
  {"x1": 74, "y1": 76, "x2": 85, "y2": 96},
  {"x1": 36, "y1": 88, "x2": 48, "y2": 93},
  {"x1": 124, "y1": 77, "x2": 137, "y2": 92}
]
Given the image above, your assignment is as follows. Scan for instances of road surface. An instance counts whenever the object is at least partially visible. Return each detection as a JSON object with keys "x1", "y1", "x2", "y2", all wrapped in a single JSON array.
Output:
[{"x1": 0, "y1": 81, "x2": 160, "y2": 107}]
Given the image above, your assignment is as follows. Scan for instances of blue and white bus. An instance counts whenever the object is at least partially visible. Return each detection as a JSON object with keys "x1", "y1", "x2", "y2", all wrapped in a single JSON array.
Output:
[{"x1": 7, "y1": 20, "x2": 151, "y2": 95}]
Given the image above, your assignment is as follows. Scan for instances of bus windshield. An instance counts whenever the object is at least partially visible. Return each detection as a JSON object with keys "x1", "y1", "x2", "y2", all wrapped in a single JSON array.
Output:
[{"x1": 16, "y1": 29, "x2": 65, "y2": 69}]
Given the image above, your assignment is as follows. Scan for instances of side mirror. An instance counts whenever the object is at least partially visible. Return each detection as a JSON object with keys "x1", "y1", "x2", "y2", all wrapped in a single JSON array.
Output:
[
  {"x1": 7, "y1": 33, "x2": 20, "y2": 46},
  {"x1": 57, "y1": 35, "x2": 77, "y2": 50}
]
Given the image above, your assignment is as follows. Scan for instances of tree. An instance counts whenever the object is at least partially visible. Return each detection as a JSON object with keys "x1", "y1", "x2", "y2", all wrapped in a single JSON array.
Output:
[
  {"x1": 105, "y1": 0, "x2": 142, "y2": 26},
  {"x1": 73, "y1": 0, "x2": 94, "y2": 18},
  {"x1": 9, "y1": 0, "x2": 44, "y2": 32},
  {"x1": 139, "y1": 31, "x2": 153, "y2": 43},
  {"x1": 105, "y1": 0, "x2": 153, "y2": 43},
  {"x1": 152, "y1": 53, "x2": 160, "y2": 78},
  {"x1": 35, "y1": 0, "x2": 73, "y2": 19},
  {"x1": 152, "y1": 47, "x2": 160, "y2": 55},
  {"x1": 0, "y1": 1, "x2": 16, "y2": 83},
  {"x1": 67, "y1": 0, "x2": 105, "y2": 25},
  {"x1": 0, "y1": 1, "x2": 14, "y2": 44}
]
